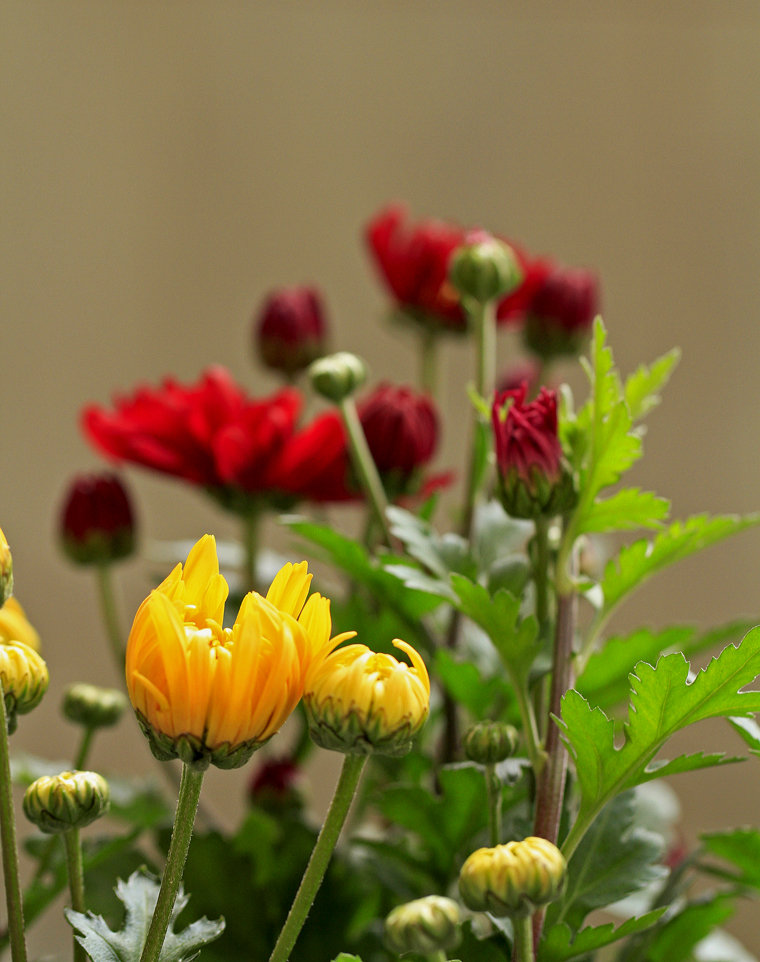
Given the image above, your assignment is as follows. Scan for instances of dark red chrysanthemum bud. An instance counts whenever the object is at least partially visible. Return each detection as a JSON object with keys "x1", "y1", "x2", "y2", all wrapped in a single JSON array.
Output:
[
  {"x1": 59, "y1": 473, "x2": 136, "y2": 565},
  {"x1": 492, "y1": 384, "x2": 576, "y2": 519},
  {"x1": 254, "y1": 286, "x2": 328, "y2": 377},
  {"x1": 248, "y1": 756, "x2": 303, "y2": 811},
  {"x1": 522, "y1": 266, "x2": 599, "y2": 360},
  {"x1": 359, "y1": 384, "x2": 439, "y2": 495}
]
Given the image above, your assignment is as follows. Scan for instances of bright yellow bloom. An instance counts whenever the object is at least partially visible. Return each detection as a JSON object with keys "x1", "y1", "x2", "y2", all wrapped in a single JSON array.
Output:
[
  {"x1": 0, "y1": 598, "x2": 41, "y2": 652},
  {"x1": 459, "y1": 837, "x2": 567, "y2": 918},
  {"x1": 304, "y1": 639, "x2": 430, "y2": 756},
  {"x1": 126, "y1": 535, "x2": 345, "y2": 770}
]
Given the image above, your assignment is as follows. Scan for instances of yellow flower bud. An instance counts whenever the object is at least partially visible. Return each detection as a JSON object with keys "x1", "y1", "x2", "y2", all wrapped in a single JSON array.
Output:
[
  {"x1": 459, "y1": 837, "x2": 566, "y2": 918},
  {"x1": 23, "y1": 771, "x2": 110, "y2": 834},
  {"x1": 0, "y1": 527, "x2": 13, "y2": 607},
  {"x1": 62, "y1": 683, "x2": 128, "y2": 729},
  {"x1": 385, "y1": 895, "x2": 461, "y2": 955},
  {"x1": 304, "y1": 639, "x2": 430, "y2": 756},
  {"x1": 0, "y1": 598, "x2": 41, "y2": 652},
  {"x1": 0, "y1": 642, "x2": 48, "y2": 733}
]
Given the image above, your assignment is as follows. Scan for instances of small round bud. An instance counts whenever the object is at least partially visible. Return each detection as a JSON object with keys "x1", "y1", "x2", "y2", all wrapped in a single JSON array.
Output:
[
  {"x1": 523, "y1": 266, "x2": 599, "y2": 361},
  {"x1": 254, "y1": 286, "x2": 329, "y2": 377},
  {"x1": 459, "y1": 837, "x2": 566, "y2": 918},
  {"x1": 0, "y1": 527, "x2": 13, "y2": 607},
  {"x1": 304, "y1": 639, "x2": 430, "y2": 756},
  {"x1": 449, "y1": 234, "x2": 523, "y2": 305},
  {"x1": 0, "y1": 642, "x2": 48, "y2": 734},
  {"x1": 62, "y1": 683, "x2": 128, "y2": 730},
  {"x1": 463, "y1": 721, "x2": 519, "y2": 765},
  {"x1": 23, "y1": 771, "x2": 110, "y2": 834},
  {"x1": 309, "y1": 352, "x2": 367, "y2": 404},
  {"x1": 385, "y1": 895, "x2": 461, "y2": 955},
  {"x1": 59, "y1": 473, "x2": 136, "y2": 566}
]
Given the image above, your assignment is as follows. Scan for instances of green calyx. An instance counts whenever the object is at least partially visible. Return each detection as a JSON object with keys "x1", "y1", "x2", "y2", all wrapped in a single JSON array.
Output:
[{"x1": 134, "y1": 710, "x2": 269, "y2": 771}]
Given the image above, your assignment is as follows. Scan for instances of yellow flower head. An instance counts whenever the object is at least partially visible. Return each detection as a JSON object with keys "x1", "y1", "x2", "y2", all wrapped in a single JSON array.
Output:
[
  {"x1": 0, "y1": 641, "x2": 49, "y2": 734},
  {"x1": 0, "y1": 527, "x2": 13, "y2": 607},
  {"x1": 458, "y1": 836, "x2": 567, "y2": 918},
  {"x1": 126, "y1": 535, "x2": 345, "y2": 771},
  {"x1": 304, "y1": 639, "x2": 430, "y2": 756},
  {"x1": 0, "y1": 598, "x2": 41, "y2": 652}
]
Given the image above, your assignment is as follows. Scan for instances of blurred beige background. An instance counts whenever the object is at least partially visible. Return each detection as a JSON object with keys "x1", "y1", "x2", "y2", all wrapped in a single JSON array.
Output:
[{"x1": 3, "y1": 1, "x2": 760, "y2": 956}]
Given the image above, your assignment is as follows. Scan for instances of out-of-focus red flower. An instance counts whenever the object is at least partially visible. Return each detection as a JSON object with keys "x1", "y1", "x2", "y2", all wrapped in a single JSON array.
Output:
[
  {"x1": 359, "y1": 383, "x2": 438, "y2": 480},
  {"x1": 522, "y1": 266, "x2": 599, "y2": 360},
  {"x1": 254, "y1": 286, "x2": 328, "y2": 377},
  {"x1": 82, "y1": 367, "x2": 355, "y2": 509},
  {"x1": 492, "y1": 383, "x2": 575, "y2": 519},
  {"x1": 59, "y1": 473, "x2": 136, "y2": 565},
  {"x1": 365, "y1": 204, "x2": 550, "y2": 332},
  {"x1": 248, "y1": 756, "x2": 303, "y2": 810}
]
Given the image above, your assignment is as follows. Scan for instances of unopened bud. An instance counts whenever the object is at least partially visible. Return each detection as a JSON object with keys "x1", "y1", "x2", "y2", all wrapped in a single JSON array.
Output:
[
  {"x1": 59, "y1": 473, "x2": 136, "y2": 566},
  {"x1": 0, "y1": 528, "x2": 13, "y2": 607},
  {"x1": 0, "y1": 642, "x2": 48, "y2": 734},
  {"x1": 449, "y1": 234, "x2": 522, "y2": 305},
  {"x1": 62, "y1": 683, "x2": 128, "y2": 730},
  {"x1": 309, "y1": 352, "x2": 367, "y2": 404},
  {"x1": 459, "y1": 837, "x2": 566, "y2": 918},
  {"x1": 463, "y1": 721, "x2": 518, "y2": 765},
  {"x1": 385, "y1": 895, "x2": 461, "y2": 955},
  {"x1": 23, "y1": 770, "x2": 110, "y2": 834}
]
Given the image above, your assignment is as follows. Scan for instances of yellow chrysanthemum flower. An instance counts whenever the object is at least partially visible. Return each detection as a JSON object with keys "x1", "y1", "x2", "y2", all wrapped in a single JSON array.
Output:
[
  {"x1": 126, "y1": 534, "x2": 346, "y2": 770},
  {"x1": 304, "y1": 639, "x2": 430, "y2": 756},
  {"x1": 0, "y1": 598, "x2": 41, "y2": 652}
]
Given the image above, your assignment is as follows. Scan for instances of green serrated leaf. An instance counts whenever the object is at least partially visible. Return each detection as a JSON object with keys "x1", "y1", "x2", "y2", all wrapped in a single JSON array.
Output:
[
  {"x1": 449, "y1": 574, "x2": 538, "y2": 683},
  {"x1": 65, "y1": 869, "x2": 224, "y2": 962},
  {"x1": 551, "y1": 792, "x2": 665, "y2": 930},
  {"x1": 646, "y1": 895, "x2": 735, "y2": 962},
  {"x1": 539, "y1": 909, "x2": 666, "y2": 962},
  {"x1": 560, "y1": 630, "x2": 760, "y2": 857},
  {"x1": 598, "y1": 513, "x2": 760, "y2": 621},
  {"x1": 624, "y1": 347, "x2": 680, "y2": 422},
  {"x1": 701, "y1": 827, "x2": 760, "y2": 889},
  {"x1": 576, "y1": 487, "x2": 669, "y2": 536}
]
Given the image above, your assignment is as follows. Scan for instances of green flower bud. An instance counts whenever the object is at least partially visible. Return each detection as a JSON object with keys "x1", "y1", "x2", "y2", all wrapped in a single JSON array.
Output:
[
  {"x1": 0, "y1": 642, "x2": 48, "y2": 734},
  {"x1": 0, "y1": 527, "x2": 13, "y2": 608},
  {"x1": 463, "y1": 721, "x2": 519, "y2": 765},
  {"x1": 459, "y1": 837, "x2": 566, "y2": 918},
  {"x1": 449, "y1": 234, "x2": 522, "y2": 305},
  {"x1": 23, "y1": 771, "x2": 110, "y2": 834},
  {"x1": 385, "y1": 895, "x2": 461, "y2": 955},
  {"x1": 308, "y1": 352, "x2": 367, "y2": 403},
  {"x1": 62, "y1": 683, "x2": 128, "y2": 730}
]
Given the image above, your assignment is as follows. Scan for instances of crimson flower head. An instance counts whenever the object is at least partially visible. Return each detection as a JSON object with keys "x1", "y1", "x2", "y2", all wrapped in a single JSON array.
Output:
[
  {"x1": 59, "y1": 472, "x2": 136, "y2": 565},
  {"x1": 359, "y1": 383, "x2": 439, "y2": 494},
  {"x1": 492, "y1": 384, "x2": 576, "y2": 519},
  {"x1": 254, "y1": 286, "x2": 328, "y2": 378},
  {"x1": 523, "y1": 265, "x2": 599, "y2": 360},
  {"x1": 365, "y1": 204, "x2": 548, "y2": 333}
]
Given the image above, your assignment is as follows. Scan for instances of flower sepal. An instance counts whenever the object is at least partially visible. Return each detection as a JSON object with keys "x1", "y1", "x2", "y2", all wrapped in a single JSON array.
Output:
[
  {"x1": 134, "y1": 710, "x2": 268, "y2": 772},
  {"x1": 308, "y1": 704, "x2": 420, "y2": 758},
  {"x1": 497, "y1": 462, "x2": 578, "y2": 520}
]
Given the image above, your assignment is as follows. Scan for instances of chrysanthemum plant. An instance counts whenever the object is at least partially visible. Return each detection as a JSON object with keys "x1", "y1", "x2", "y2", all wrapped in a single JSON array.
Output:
[{"x1": 2, "y1": 206, "x2": 760, "y2": 962}]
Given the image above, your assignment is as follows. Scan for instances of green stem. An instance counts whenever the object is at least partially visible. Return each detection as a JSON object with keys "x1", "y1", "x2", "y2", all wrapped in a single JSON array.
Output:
[
  {"x1": 532, "y1": 518, "x2": 551, "y2": 644},
  {"x1": 0, "y1": 686, "x2": 27, "y2": 962},
  {"x1": 241, "y1": 510, "x2": 260, "y2": 594},
  {"x1": 95, "y1": 563, "x2": 125, "y2": 668},
  {"x1": 63, "y1": 828, "x2": 86, "y2": 962},
  {"x1": 139, "y1": 764, "x2": 205, "y2": 962},
  {"x1": 473, "y1": 300, "x2": 497, "y2": 401},
  {"x1": 338, "y1": 397, "x2": 393, "y2": 546},
  {"x1": 513, "y1": 915, "x2": 534, "y2": 962},
  {"x1": 73, "y1": 728, "x2": 95, "y2": 772},
  {"x1": 511, "y1": 675, "x2": 544, "y2": 777},
  {"x1": 419, "y1": 328, "x2": 439, "y2": 397},
  {"x1": 268, "y1": 754, "x2": 367, "y2": 962},
  {"x1": 485, "y1": 763, "x2": 501, "y2": 847}
]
